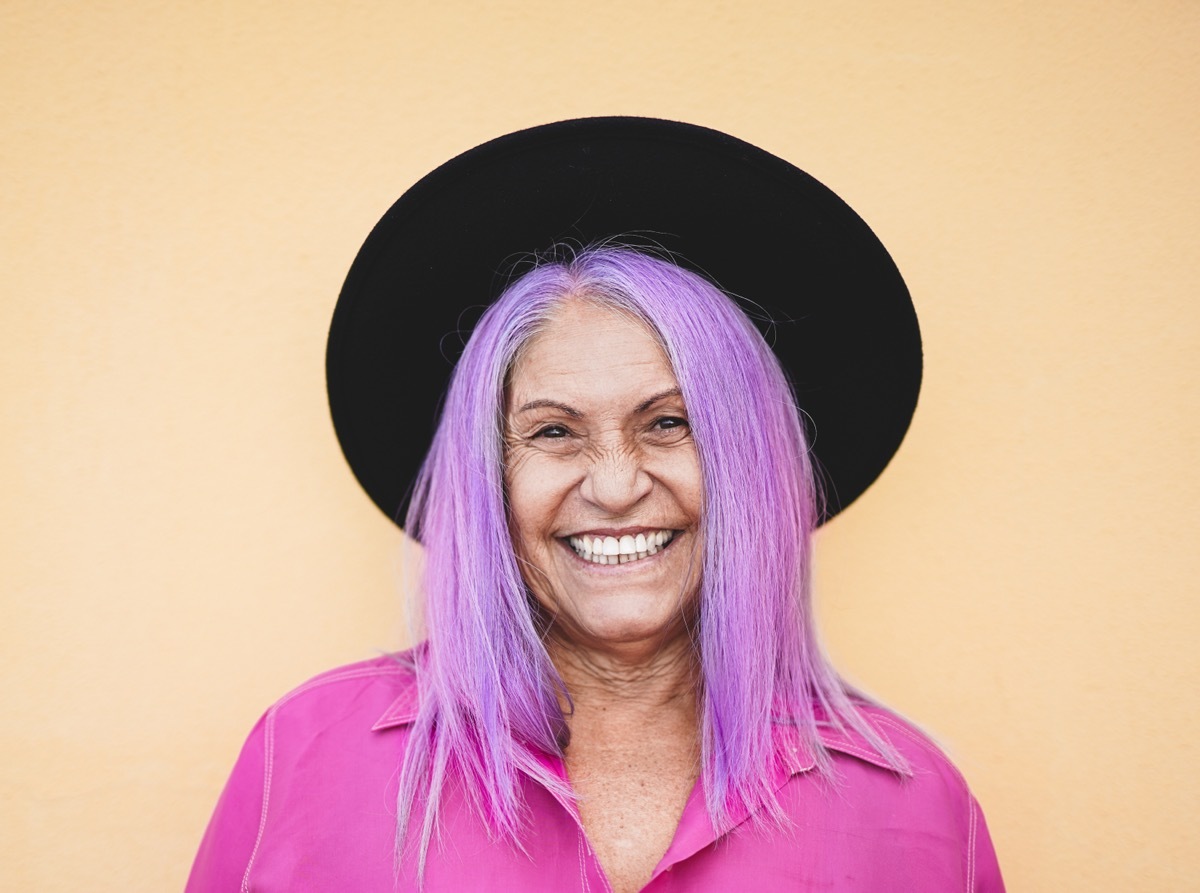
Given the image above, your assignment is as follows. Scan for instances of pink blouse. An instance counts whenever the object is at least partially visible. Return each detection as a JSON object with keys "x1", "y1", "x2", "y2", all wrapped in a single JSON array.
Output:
[{"x1": 187, "y1": 656, "x2": 1004, "y2": 891}]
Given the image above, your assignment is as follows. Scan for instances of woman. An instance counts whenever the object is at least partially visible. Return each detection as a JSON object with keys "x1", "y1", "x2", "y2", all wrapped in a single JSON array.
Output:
[{"x1": 188, "y1": 118, "x2": 1004, "y2": 891}]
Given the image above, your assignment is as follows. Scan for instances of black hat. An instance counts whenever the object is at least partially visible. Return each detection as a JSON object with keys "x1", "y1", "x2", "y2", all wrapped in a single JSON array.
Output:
[{"x1": 327, "y1": 116, "x2": 921, "y2": 532}]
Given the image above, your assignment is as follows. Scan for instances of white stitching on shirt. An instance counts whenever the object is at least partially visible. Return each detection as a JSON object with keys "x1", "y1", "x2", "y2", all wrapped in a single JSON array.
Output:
[
  {"x1": 577, "y1": 832, "x2": 590, "y2": 892},
  {"x1": 873, "y1": 715, "x2": 965, "y2": 782},
  {"x1": 967, "y1": 795, "x2": 978, "y2": 892},
  {"x1": 242, "y1": 707, "x2": 276, "y2": 893},
  {"x1": 276, "y1": 665, "x2": 409, "y2": 707},
  {"x1": 238, "y1": 664, "x2": 408, "y2": 891},
  {"x1": 871, "y1": 714, "x2": 979, "y2": 892},
  {"x1": 824, "y1": 740, "x2": 884, "y2": 763}
]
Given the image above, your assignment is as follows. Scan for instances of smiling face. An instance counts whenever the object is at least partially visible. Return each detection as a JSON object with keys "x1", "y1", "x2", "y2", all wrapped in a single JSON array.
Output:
[{"x1": 504, "y1": 298, "x2": 704, "y2": 653}]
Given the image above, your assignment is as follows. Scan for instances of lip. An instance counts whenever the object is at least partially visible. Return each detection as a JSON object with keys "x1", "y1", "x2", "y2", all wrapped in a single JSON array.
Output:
[
  {"x1": 557, "y1": 538, "x2": 673, "y2": 568},
  {"x1": 557, "y1": 528, "x2": 683, "y2": 568},
  {"x1": 562, "y1": 525, "x2": 677, "y2": 538}
]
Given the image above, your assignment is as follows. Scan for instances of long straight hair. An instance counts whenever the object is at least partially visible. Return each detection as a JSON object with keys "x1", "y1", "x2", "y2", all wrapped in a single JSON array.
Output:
[{"x1": 398, "y1": 246, "x2": 901, "y2": 871}]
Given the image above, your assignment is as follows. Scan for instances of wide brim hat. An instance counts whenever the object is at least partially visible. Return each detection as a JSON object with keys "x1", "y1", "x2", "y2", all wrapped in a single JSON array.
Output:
[{"x1": 327, "y1": 116, "x2": 921, "y2": 532}]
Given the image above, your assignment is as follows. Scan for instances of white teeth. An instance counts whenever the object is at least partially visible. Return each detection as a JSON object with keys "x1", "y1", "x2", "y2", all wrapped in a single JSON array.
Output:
[{"x1": 567, "y1": 530, "x2": 676, "y2": 564}]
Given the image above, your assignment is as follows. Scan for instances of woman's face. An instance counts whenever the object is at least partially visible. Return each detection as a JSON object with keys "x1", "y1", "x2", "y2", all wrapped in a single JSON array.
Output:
[{"x1": 504, "y1": 299, "x2": 703, "y2": 652}]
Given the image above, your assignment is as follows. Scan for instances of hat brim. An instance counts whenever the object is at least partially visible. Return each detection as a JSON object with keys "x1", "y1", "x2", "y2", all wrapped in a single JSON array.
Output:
[{"x1": 327, "y1": 116, "x2": 921, "y2": 530}]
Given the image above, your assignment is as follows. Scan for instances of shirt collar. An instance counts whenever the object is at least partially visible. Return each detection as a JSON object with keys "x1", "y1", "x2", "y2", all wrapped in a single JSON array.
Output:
[
  {"x1": 370, "y1": 674, "x2": 420, "y2": 731},
  {"x1": 372, "y1": 680, "x2": 907, "y2": 776}
]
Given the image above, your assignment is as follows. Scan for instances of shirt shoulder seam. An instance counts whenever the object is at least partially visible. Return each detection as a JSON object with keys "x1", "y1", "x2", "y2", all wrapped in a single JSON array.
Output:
[
  {"x1": 869, "y1": 713, "x2": 973, "y2": 794},
  {"x1": 239, "y1": 658, "x2": 414, "y2": 889},
  {"x1": 271, "y1": 661, "x2": 412, "y2": 712}
]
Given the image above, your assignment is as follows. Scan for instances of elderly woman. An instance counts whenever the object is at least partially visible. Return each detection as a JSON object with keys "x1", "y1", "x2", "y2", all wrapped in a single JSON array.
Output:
[{"x1": 188, "y1": 118, "x2": 1003, "y2": 891}]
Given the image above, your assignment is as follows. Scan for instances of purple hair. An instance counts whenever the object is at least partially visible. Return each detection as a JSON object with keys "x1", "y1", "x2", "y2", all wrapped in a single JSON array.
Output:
[{"x1": 397, "y1": 246, "x2": 903, "y2": 870}]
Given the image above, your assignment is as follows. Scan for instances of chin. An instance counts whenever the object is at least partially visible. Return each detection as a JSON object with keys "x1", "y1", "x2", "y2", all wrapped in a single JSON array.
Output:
[
  {"x1": 527, "y1": 541, "x2": 702, "y2": 648},
  {"x1": 560, "y1": 597, "x2": 693, "y2": 648}
]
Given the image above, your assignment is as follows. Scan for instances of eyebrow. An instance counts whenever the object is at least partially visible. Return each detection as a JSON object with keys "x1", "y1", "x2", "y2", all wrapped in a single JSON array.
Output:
[
  {"x1": 514, "y1": 399, "x2": 583, "y2": 417},
  {"x1": 514, "y1": 388, "x2": 683, "y2": 417},
  {"x1": 634, "y1": 387, "x2": 683, "y2": 413}
]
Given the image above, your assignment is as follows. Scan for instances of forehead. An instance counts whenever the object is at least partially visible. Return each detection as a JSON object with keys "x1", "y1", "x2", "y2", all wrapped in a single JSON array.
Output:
[{"x1": 508, "y1": 299, "x2": 677, "y2": 398}]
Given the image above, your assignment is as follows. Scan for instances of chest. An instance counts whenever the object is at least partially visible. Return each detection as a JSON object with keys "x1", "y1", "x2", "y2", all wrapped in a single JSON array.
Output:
[
  {"x1": 253, "y1": 764, "x2": 972, "y2": 892},
  {"x1": 567, "y1": 744, "x2": 699, "y2": 893},
  {"x1": 247, "y1": 721, "x2": 974, "y2": 892}
]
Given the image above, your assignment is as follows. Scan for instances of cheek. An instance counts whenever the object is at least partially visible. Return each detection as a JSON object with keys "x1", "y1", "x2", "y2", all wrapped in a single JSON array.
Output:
[
  {"x1": 506, "y1": 457, "x2": 571, "y2": 548},
  {"x1": 681, "y1": 458, "x2": 703, "y2": 512},
  {"x1": 653, "y1": 450, "x2": 704, "y2": 516}
]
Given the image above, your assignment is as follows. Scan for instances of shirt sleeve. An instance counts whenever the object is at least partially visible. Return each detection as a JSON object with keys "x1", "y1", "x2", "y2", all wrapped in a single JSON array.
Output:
[
  {"x1": 971, "y1": 795, "x2": 1006, "y2": 892},
  {"x1": 185, "y1": 714, "x2": 268, "y2": 892}
]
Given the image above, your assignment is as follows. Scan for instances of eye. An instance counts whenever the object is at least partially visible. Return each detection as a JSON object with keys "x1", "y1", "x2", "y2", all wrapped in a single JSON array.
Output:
[
  {"x1": 649, "y1": 416, "x2": 690, "y2": 441},
  {"x1": 534, "y1": 424, "x2": 571, "y2": 439}
]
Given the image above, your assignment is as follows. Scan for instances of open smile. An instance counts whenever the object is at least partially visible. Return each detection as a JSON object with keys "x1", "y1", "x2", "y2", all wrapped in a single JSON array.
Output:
[{"x1": 564, "y1": 530, "x2": 678, "y2": 565}]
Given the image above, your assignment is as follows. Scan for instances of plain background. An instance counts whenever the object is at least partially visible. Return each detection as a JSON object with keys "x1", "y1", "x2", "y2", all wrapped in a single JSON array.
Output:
[{"x1": 3, "y1": 2, "x2": 1198, "y2": 890}]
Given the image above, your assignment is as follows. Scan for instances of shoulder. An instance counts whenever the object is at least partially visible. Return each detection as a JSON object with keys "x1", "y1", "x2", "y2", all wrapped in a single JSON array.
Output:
[
  {"x1": 187, "y1": 654, "x2": 420, "y2": 891},
  {"x1": 818, "y1": 704, "x2": 983, "y2": 824},
  {"x1": 821, "y1": 704, "x2": 969, "y2": 776},
  {"x1": 867, "y1": 706, "x2": 971, "y2": 777},
  {"x1": 278, "y1": 651, "x2": 418, "y2": 697},
  {"x1": 842, "y1": 706, "x2": 1006, "y2": 890},
  {"x1": 265, "y1": 652, "x2": 417, "y2": 721},
  {"x1": 782, "y1": 707, "x2": 1005, "y2": 891},
  {"x1": 187, "y1": 654, "x2": 424, "y2": 890}
]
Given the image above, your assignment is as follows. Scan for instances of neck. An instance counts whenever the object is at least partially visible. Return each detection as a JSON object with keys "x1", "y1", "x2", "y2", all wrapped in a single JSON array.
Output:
[{"x1": 548, "y1": 632, "x2": 700, "y2": 721}]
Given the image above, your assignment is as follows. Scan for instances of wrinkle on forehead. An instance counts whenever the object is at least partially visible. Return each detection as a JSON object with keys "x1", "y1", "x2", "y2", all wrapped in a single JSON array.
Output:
[{"x1": 507, "y1": 294, "x2": 667, "y2": 392}]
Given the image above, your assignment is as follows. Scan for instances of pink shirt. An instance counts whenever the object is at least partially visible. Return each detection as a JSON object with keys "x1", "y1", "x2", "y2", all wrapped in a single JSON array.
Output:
[{"x1": 187, "y1": 656, "x2": 1004, "y2": 891}]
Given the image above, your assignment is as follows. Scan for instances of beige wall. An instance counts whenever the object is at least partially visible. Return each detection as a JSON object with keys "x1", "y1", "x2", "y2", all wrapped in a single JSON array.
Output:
[{"x1": 4, "y1": 1, "x2": 1197, "y2": 889}]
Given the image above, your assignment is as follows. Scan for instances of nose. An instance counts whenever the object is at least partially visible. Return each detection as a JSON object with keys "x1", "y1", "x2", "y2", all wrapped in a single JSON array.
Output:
[{"x1": 579, "y1": 449, "x2": 652, "y2": 514}]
